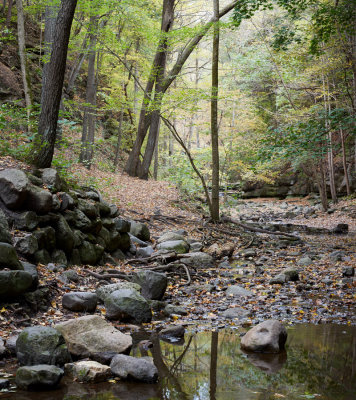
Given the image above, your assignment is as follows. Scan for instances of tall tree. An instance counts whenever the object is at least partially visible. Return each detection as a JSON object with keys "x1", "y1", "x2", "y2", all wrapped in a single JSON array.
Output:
[
  {"x1": 211, "y1": 0, "x2": 220, "y2": 221},
  {"x1": 16, "y1": 0, "x2": 32, "y2": 130},
  {"x1": 33, "y1": 0, "x2": 77, "y2": 168}
]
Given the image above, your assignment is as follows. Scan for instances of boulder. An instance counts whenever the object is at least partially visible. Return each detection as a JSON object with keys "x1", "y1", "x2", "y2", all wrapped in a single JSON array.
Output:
[
  {"x1": 0, "y1": 169, "x2": 29, "y2": 209},
  {"x1": 0, "y1": 337, "x2": 5, "y2": 358},
  {"x1": 5, "y1": 333, "x2": 19, "y2": 355},
  {"x1": 132, "y1": 270, "x2": 167, "y2": 300},
  {"x1": 91, "y1": 351, "x2": 118, "y2": 365},
  {"x1": 117, "y1": 232, "x2": 131, "y2": 251},
  {"x1": 58, "y1": 192, "x2": 75, "y2": 212},
  {"x1": 78, "y1": 241, "x2": 99, "y2": 265},
  {"x1": 14, "y1": 211, "x2": 39, "y2": 231},
  {"x1": 78, "y1": 199, "x2": 98, "y2": 219},
  {"x1": 0, "y1": 210, "x2": 11, "y2": 244},
  {"x1": 16, "y1": 326, "x2": 71, "y2": 366},
  {"x1": 55, "y1": 315, "x2": 132, "y2": 358},
  {"x1": 156, "y1": 240, "x2": 189, "y2": 254},
  {"x1": 62, "y1": 292, "x2": 97, "y2": 313},
  {"x1": 159, "y1": 325, "x2": 185, "y2": 340},
  {"x1": 34, "y1": 249, "x2": 51, "y2": 264},
  {"x1": 136, "y1": 246, "x2": 154, "y2": 258},
  {"x1": 33, "y1": 226, "x2": 56, "y2": 251},
  {"x1": 297, "y1": 256, "x2": 312, "y2": 266},
  {"x1": 240, "y1": 320, "x2": 287, "y2": 353},
  {"x1": 226, "y1": 285, "x2": 253, "y2": 297},
  {"x1": 114, "y1": 218, "x2": 131, "y2": 233},
  {"x1": 164, "y1": 304, "x2": 188, "y2": 316},
  {"x1": 26, "y1": 184, "x2": 53, "y2": 214},
  {"x1": 73, "y1": 209, "x2": 92, "y2": 231},
  {"x1": 105, "y1": 288, "x2": 152, "y2": 323},
  {"x1": 157, "y1": 232, "x2": 186, "y2": 244},
  {"x1": 97, "y1": 201, "x2": 111, "y2": 217},
  {"x1": 55, "y1": 216, "x2": 75, "y2": 255},
  {"x1": 130, "y1": 221, "x2": 150, "y2": 241},
  {"x1": 14, "y1": 234, "x2": 38, "y2": 257},
  {"x1": 51, "y1": 249, "x2": 67, "y2": 265},
  {"x1": 41, "y1": 168, "x2": 61, "y2": 192},
  {"x1": 0, "y1": 242, "x2": 23, "y2": 269},
  {"x1": 110, "y1": 354, "x2": 158, "y2": 383},
  {"x1": 96, "y1": 282, "x2": 141, "y2": 303},
  {"x1": 64, "y1": 360, "x2": 111, "y2": 383},
  {"x1": 180, "y1": 252, "x2": 214, "y2": 268},
  {"x1": 0, "y1": 271, "x2": 33, "y2": 296},
  {"x1": 21, "y1": 262, "x2": 38, "y2": 290},
  {"x1": 15, "y1": 365, "x2": 63, "y2": 390},
  {"x1": 221, "y1": 308, "x2": 250, "y2": 319},
  {"x1": 58, "y1": 269, "x2": 80, "y2": 284},
  {"x1": 0, "y1": 379, "x2": 9, "y2": 389}
]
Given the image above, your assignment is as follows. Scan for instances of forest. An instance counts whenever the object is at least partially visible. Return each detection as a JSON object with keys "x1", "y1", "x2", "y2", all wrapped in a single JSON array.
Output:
[{"x1": 0, "y1": 0, "x2": 355, "y2": 399}]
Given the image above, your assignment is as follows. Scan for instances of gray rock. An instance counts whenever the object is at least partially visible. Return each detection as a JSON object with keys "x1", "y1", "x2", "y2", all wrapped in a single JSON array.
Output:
[
  {"x1": 73, "y1": 209, "x2": 92, "y2": 231},
  {"x1": 130, "y1": 221, "x2": 150, "y2": 241},
  {"x1": 64, "y1": 360, "x2": 111, "y2": 383},
  {"x1": 164, "y1": 304, "x2": 188, "y2": 316},
  {"x1": 14, "y1": 234, "x2": 38, "y2": 257},
  {"x1": 106, "y1": 230, "x2": 123, "y2": 252},
  {"x1": 58, "y1": 269, "x2": 79, "y2": 284},
  {"x1": 157, "y1": 232, "x2": 186, "y2": 244},
  {"x1": 180, "y1": 252, "x2": 214, "y2": 268},
  {"x1": 112, "y1": 248, "x2": 125, "y2": 260},
  {"x1": 0, "y1": 169, "x2": 29, "y2": 209},
  {"x1": 0, "y1": 242, "x2": 23, "y2": 269},
  {"x1": 14, "y1": 211, "x2": 39, "y2": 231},
  {"x1": 62, "y1": 292, "x2": 97, "y2": 313},
  {"x1": 52, "y1": 194, "x2": 61, "y2": 210},
  {"x1": 0, "y1": 379, "x2": 10, "y2": 389},
  {"x1": 0, "y1": 210, "x2": 11, "y2": 244},
  {"x1": 78, "y1": 241, "x2": 98, "y2": 265},
  {"x1": 16, "y1": 326, "x2": 71, "y2": 366},
  {"x1": 156, "y1": 240, "x2": 189, "y2": 254},
  {"x1": 0, "y1": 337, "x2": 5, "y2": 358},
  {"x1": 41, "y1": 168, "x2": 61, "y2": 191},
  {"x1": 221, "y1": 308, "x2": 250, "y2": 319},
  {"x1": 226, "y1": 285, "x2": 253, "y2": 297},
  {"x1": 96, "y1": 282, "x2": 141, "y2": 303},
  {"x1": 26, "y1": 184, "x2": 53, "y2": 214},
  {"x1": 159, "y1": 325, "x2": 185, "y2": 340},
  {"x1": 329, "y1": 250, "x2": 345, "y2": 262},
  {"x1": 5, "y1": 333, "x2": 19, "y2": 355},
  {"x1": 21, "y1": 262, "x2": 38, "y2": 290},
  {"x1": 136, "y1": 246, "x2": 154, "y2": 258},
  {"x1": 101, "y1": 218, "x2": 115, "y2": 229},
  {"x1": 190, "y1": 242, "x2": 203, "y2": 252},
  {"x1": 129, "y1": 234, "x2": 148, "y2": 247},
  {"x1": 51, "y1": 249, "x2": 67, "y2": 265},
  {"x1": 0, "y1": 271, "x2": 33, "y2": 296},
  {"x1": 15, "y1": 365, "x2": 63, "y2": 390},
  {"x1": 132, "y1": 270, "x2": 167, "y2": 300},
  {"x1": 105, "y1": 288, "x2": 152, "y2": 323},
  {"x1": 117, "y1": 232, "x2": 131, "y2": 252},
  {"x1": 55, "y1": 315, "x2": 132, "y2": 357},
  {"x1": 240, "y1": 320, "x2": 287, "y2": 353},
  {"x1": 297, "y1": 256, "x2": 312, "y2": 266},
  {"x1": 109, "y1": 204, "x2": 119, "y2": 217},
  {"x1": 114, "y1": 218, "x2": 131, "y2": 233},
  {"x1": 55, "y1": 216, "x2": 75, "y2": 255},
  {"x1": 91, "y1": 351, "x2": 118, "y2": 365},
  {"x1": 110, "y1": 354, "x2": 158, "y2": 383},
  {"x1": 33, "y1": 226, "x2": 56, "y2": 251},
  {"x1": 34, "y1": 249, "x2": 51, "y2": 264},
  {"x1": 97, "y1": 201, "x2": 111, "y2": 217},
  {"x1": 58, "y1": 192, "x2": 75, "y2": 212},
  {"x1": 269, "y1": 274, "x2": 286, "y2": 284},
  {"x1": 78, "y1": 199, "x2": 98, "y2": 219},
  {"x1": 241, "y1": 249, "x2": 257, "y2": 258},
  {"x1": 284, "y1": 267, "x2": 299, "y2": 281}
]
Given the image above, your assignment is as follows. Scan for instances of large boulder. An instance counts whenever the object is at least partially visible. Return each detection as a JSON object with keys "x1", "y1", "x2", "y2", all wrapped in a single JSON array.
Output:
[
  {"x1": 78, "y1": 199, "x2": 99, "y2": 219},
  {"x1": 156, "y1": 240, "x2": 189, "y2": 254},
  {"x1": 21, "y1": 262, "x2": 39, "y2": 291},
  {"x1": 157, "y1": 231, "x2": 186, "y2": 244},
  {"x1": 114, "y1": 218, "x2": 131, "y2": 233},
  {"x1": 15, "y1": 365, "x2": 63, "y2": 390},
  {"x1": 62, "y1": 292, "x2": 97, "y2": 313},
  {"x1": 132, "y1": 270, "x2": 167, "y2": 300},
  {"x1": 26, "y1": 184, "x2": 53, "y2": 214},
  {"x1": 105, "y1": 288, "x2": 152, "y2": 323},
  {"x1": 240, "y1": 320, "x2": 287, "y2": 353},
  {"x1": 13, "y1": 211, "x2": 39, "y2": 231},
  {"x1": 130, "y1": 221, "x2": 150, "y2": 241},
  {"x1": 0, "y1": 242, "x2": 23, "y2": 269},
  {"x1": 64, "y1": 360, "x2": 111, "y2": 383},
  {"x1": 55, "y1": 315, "x2": 132, "y2": 358},
  {"x1": 110, "y1": 354, "x2": 158, "y2": 383},
  {"x1": 78, "y1": 241, "x2": 99, "y2": 265},
  {"x1": 96, "y1": 282, "x2": 141, "y2": 303},
  {"x1": 33, "y1": 226, "x2": 56, "y2": 251},
  {"x1": 16, "y1": 326, "x2": 71, "y2": 366},
  {"x1": 0, "y1": 271, "x2": 32, "y2": 296},
  {"x1": 0, "y1": 169, "x2": 29, "y2": 209},
  {"x1": 0, "y1": 210, "x2": 11, "y2": 244},
  {"x1": 226, "y1": 285, "x2": 253, "y2": 297}
]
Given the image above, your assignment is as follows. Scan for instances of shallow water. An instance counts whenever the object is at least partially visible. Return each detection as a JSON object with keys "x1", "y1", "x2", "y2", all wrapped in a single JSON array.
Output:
[{"x1": 6, "y1": 324, "x2": 356, "y2": 400}]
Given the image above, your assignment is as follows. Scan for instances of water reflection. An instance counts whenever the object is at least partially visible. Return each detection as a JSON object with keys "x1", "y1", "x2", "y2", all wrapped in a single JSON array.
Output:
[{"x1": 7, "y1": 324, "x2": 356, "y2": 400}]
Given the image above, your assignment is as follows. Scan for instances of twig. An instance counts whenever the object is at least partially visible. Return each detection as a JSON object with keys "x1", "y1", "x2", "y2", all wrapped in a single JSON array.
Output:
[{"x1": 83, "y1": 269, "x2": 132, "y2": 281}]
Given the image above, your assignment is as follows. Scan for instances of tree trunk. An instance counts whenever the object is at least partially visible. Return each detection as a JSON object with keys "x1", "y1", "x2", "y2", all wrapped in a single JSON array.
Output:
[
  {"x1": 6, "y1": 0, "x2": 12, "y2": 27},
  {"x1": 66, "y1": 34, "x2": 89, "y2": 94},
  {"x1": 210, "y1": 0, "x2": 220, "y2": 221},
  {"x1": 125, "y1": 0, "x2": 239, "y2": 178},
  {"x1": 340, "y1": 126, "x2": 351, "y2": 195},
  {"x1": 16, "y1": 0, "x2": 32, "y2": 131},
  {"x1": 113, "y1": 103, "x2": 124, "y2": 169},
  {"x1": 209, "y1": 331, "x2": 218, "y2": 400},
  {"x1": 79, "y1": 16, "x2": 98, "y2": 169},
  {"x1": 153, "y1": 136, "x2": 159, "y2": 180},
  {"x1": 125, "y1": 0, "x2": 174, "y2": 178},
  {"x1": 33, "y1": 0, "x2": 77, "y2": 168}
]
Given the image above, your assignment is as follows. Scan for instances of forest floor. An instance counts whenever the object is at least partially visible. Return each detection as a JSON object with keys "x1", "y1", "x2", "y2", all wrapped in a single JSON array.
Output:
[{"x1": 0, "y1": 156, "x2": 355, "y2": 342}]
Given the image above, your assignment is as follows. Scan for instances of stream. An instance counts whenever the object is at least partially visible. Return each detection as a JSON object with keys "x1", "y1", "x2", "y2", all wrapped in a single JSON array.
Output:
[{"x1": 5, "y1": 323, "x2": 356, "y2": 400}]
